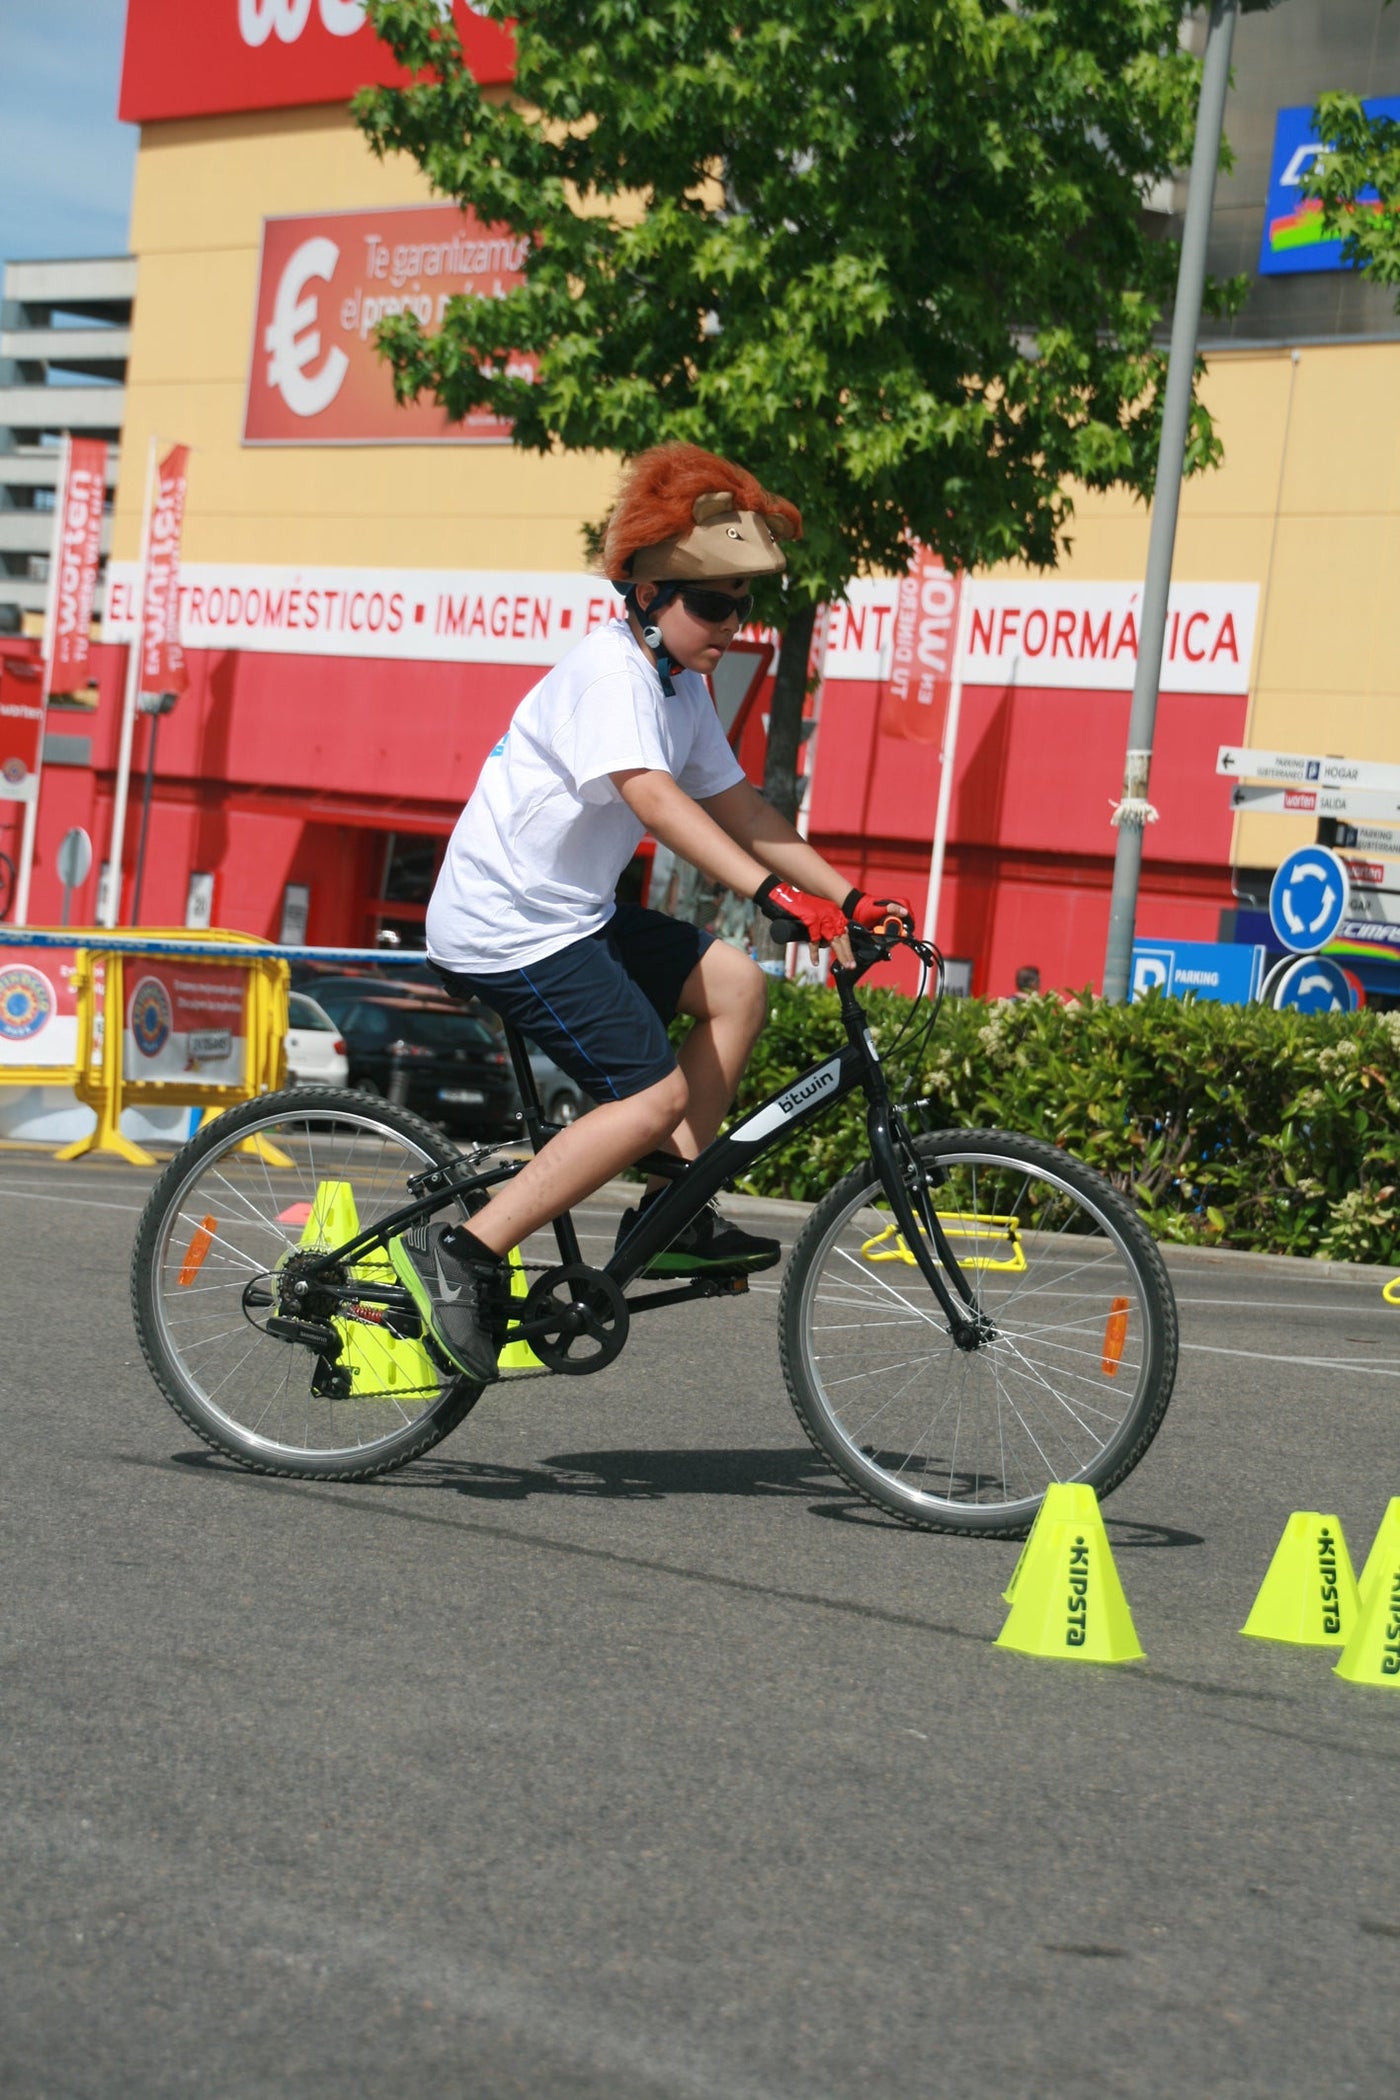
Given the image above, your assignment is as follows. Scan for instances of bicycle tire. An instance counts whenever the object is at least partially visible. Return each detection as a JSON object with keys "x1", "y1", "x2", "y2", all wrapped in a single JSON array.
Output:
[
  {"x1": 779, "y1": 1128, "x2": 1178, "y2": 1537},
  {"x1": 131, "y1": 1086, "x2": 487, "y2": 1481}
]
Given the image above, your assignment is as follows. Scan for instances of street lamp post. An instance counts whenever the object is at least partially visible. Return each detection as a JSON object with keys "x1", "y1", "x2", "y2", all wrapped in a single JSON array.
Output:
[{"x1": 1101, "y1": 0, "x2": 1282, "y2": 1003}]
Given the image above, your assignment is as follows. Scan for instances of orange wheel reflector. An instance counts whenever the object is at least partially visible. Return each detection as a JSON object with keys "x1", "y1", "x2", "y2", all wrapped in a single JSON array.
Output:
[
  {"x1": 178, "y1": 1216, "x2": 219, "y2": 1287},
  {"x1": 1102, "y1": 1296, "x2": 1130, "y2": 1377}
]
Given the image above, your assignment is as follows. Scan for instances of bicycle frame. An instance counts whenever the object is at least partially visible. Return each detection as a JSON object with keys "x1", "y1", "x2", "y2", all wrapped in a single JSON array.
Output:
[{"x1": 303, "y1": 939, "x2": 983, "y2": 1345}]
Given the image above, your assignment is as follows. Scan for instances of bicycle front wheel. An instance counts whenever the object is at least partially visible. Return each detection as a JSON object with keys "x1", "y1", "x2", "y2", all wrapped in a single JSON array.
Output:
[
  {"x1": 132, "y1": 1087, "x2": 486, "y2": 1481},
  {"x1": 780, "y1": 1128, "x2": 1178, "y2": 1536}
]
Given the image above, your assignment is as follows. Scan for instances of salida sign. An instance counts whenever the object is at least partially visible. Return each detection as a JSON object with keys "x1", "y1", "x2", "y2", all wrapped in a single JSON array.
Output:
[
  {"x1": 120, "y1": 0, "x2": 513, "y2": 123},
  {"x1": 245, "y1": 205, "x2": 533, "y2": 445}
]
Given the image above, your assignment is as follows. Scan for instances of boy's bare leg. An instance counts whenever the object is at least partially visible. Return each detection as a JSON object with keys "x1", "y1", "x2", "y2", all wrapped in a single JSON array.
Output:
[
  {"x1": 651, "y1": 941, "x2": 768, "y2": 1174},
  {"x1": 446, "y1": 944, "x2": 766, "y2": 1257},
  {"x1": 457, "y1": 1066, "x2": 689, "y2": 1257}
]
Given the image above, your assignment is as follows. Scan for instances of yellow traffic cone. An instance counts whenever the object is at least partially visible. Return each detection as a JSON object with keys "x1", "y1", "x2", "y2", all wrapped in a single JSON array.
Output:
[
  {"x1": 299, "y1": 1180, "x2": 440, "y2": 1399},
  {"x1": 1240, "y1": 1512, "x2": 1359, "y2": 1646},
  {"x1": 335, "y1": 1312, "x2": 441, "y2": 1399},
  {"x1": 1002, "y1": 1481, "x2": 1100, "y2": 1602},
  {"x1": 1357, "y1": 1496, "x2": 1400, "y2": 1605},
  {"x1": 995, "y1": 1483, "x2": 1145, "y2": 1663},
  {"x1": 299, "y1": 1178, "x2": 360, "y2": 1254},
  {"x1": 1333, "y1": 1548, "x2": 1400, "y2": 1686},
  {"x1": 497, "y1": 1245, "x2": 544, "y2": 1373}
]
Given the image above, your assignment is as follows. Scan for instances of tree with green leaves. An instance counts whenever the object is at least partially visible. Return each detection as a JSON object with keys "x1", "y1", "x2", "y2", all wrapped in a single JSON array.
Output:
[
  {"x1": 1302, "y1": 89, "x2": 1400, "y2": 294},
  {"x1": 357, "y1": 0, "x2": 1224, "y2": 820}
]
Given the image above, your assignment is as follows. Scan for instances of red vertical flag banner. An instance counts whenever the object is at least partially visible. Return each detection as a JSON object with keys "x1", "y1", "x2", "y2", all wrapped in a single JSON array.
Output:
[
  {"x1": 139, "y1": 444, "x2": 190, "y2": 699},
  {"x1": 45, "y1": 438, "x2": 108, "y2": 699},
  {"x1": 880, "y1": 546, "x2": 963, "y2": 743}
]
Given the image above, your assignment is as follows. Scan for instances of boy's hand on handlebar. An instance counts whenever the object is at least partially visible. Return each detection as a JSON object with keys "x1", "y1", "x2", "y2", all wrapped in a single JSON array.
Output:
[
  {"x1": 753, "y1": 877, "x2": 853, "y2": 965},
  {"x1": 844, "y1": 890, "x2": 916, "y2": 939}
]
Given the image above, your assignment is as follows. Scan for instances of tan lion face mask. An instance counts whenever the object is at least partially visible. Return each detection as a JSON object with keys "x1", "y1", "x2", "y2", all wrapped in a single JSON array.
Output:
[{"x1": 627, "y1": 490, "x2": 796, "y2": 582}]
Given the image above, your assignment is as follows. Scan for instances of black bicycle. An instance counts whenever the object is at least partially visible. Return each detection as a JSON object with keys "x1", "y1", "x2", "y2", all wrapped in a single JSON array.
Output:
[{"x1": 130, "y1": 922, "x2": 1178, "y2": 1536}]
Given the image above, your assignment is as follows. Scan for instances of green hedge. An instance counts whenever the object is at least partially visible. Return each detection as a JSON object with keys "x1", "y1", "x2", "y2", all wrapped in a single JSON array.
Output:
[{"x1": 712, "y1": 983, "x2": 1400, "y2": 1264}]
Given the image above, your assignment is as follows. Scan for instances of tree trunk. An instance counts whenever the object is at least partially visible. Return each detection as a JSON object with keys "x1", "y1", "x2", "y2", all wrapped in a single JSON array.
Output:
[{"x1": 760, "y1": 600, "x2": 818, "y2": 825}]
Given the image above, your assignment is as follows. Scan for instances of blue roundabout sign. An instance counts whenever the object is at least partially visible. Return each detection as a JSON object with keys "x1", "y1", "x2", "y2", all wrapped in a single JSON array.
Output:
[
  {"x1": 1269, "y1": 955, "x2": 1356, "y2": 1014},
  {"x1": 1268, "y1": 846, "x2": 1349, "y2": 954}
]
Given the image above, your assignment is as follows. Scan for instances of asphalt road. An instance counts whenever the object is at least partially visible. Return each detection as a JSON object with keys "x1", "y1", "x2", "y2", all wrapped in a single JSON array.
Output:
[{"x1": 4, "y1": 1146, "x2": 1399, "y2": 2100}]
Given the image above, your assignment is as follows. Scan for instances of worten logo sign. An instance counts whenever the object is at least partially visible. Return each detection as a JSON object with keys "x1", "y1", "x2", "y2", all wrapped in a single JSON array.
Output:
[
  {"x1": 120, "y1": 0, "x2": 513, "y2": 125},
  {"x1": 103, "y1": 564, "x2": 1258, "y2": 690},
  {"x1": 245, "y1": 205, "x2": 532, "y2": 445}
]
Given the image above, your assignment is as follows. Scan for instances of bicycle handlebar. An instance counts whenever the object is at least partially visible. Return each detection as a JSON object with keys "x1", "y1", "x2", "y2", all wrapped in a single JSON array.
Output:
[{"x1": 764, "y1": 913, "x2": 937, "y2": 986}]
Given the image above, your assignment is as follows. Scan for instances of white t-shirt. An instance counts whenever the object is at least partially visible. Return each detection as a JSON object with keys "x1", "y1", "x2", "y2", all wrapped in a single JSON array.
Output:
[{"x1": 426, "y1": 616, "x2": 746, "y2": 972}]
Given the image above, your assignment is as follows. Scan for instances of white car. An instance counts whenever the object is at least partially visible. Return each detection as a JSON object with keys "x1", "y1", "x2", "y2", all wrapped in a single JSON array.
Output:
[{"x1": 285, "y1": 991, "x2": 349, "y2": 1087}]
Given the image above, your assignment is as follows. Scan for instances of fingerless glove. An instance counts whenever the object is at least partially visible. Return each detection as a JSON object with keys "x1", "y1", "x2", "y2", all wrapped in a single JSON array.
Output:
[{"x1": 753, "y1": 876, "x2": 849, "y2": 946}]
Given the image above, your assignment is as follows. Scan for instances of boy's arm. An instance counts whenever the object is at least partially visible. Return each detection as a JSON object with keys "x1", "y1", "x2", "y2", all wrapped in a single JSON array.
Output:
[
  {"x1": 613, "y1": 769, "x2": 771, "y2": 897},
  {"x1": 698, "y1": 778, "x2": 852, "y2": 905}
]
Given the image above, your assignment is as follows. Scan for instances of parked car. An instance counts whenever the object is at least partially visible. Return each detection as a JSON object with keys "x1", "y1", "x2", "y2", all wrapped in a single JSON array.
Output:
[
  {"x1": 526, "y1": 1048, "x2": 591, "y2": 1125},
  {"x1": 284, "y1": 992, "x2": 349, "y2": 1087},
  {"x1": 331, "y1": 994, "x2": 519, "y2": 1138},
  {"x1": 295, "y1": 967, "x2": 590, "y2": 1125}
]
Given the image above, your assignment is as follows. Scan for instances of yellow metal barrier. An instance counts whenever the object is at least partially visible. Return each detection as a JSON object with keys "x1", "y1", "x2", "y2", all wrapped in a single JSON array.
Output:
[
  {"x1": 860, "y1": 1213, "x2": 1027, "y2": 1275},
  {"x1": 0, "y1": 927, "x2": 288, "y2": 1166}
]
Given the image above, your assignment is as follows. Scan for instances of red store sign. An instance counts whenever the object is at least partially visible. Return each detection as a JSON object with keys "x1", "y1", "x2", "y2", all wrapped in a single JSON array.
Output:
[
  {"x1": 244, "y1": 204, "x2": 532, "y2": 445},
  {"x1": 120, "y1": 1, "x2": 513, "y2": 123}
]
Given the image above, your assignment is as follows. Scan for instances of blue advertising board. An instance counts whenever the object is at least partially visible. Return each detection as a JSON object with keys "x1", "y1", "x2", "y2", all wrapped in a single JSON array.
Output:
[
  {"x1": 1259, "y1": 99, "x2": 1400, "y2": 277},
  {"x1": 1130, "y1": 941, "x2": 1265, "y2": 1005}
]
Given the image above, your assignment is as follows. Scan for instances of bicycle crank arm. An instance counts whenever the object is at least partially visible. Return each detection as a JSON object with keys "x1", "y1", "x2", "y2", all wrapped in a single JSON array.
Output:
[{"x1": 622, "y1": 1275, "x2": 751, "y2": 1314}]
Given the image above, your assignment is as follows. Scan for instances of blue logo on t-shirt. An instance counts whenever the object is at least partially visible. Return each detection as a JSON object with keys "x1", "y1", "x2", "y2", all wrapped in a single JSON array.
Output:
[{"x1": 488, "y1": 732, "x2": 508, "y2": 758}]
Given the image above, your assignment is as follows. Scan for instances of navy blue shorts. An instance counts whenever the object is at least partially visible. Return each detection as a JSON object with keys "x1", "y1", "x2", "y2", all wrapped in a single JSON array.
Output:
[{"x1": 431, "y1": 904, "x2": 713, "y2": 1103}]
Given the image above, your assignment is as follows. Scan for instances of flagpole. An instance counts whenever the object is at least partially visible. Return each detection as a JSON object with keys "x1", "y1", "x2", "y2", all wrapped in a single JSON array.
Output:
[
  {"x1": 102, "y1": 434, "x2": 158, "y2": 929},
  {"x1": 921, "y1": 579, "x2": 972, "y2": 951},
  {"x1": 14, "y1": 435, "x2": 72, "y2": 927}
]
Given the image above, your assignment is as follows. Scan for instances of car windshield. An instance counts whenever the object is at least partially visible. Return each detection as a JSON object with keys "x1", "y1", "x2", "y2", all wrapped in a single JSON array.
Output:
[
  {"x1": 394, "y1": 1007, "x2": 496, "y2": 1050},
  {"x1": 287, "y1": 994, "x2": 336, "y2": 1030},
  {"x1": 348, "y1": 1002, "x2": 495, "y2": 1050}
]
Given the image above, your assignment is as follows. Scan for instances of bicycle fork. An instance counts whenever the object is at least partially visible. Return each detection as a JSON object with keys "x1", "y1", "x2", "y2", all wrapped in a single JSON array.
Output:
[{"x1": 865, "y1": 1103, "x2": 994, "y2": 1351}]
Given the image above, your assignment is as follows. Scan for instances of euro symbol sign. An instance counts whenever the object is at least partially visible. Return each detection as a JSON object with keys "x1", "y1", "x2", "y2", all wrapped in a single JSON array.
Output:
[{"x1": 264, "y1": 237, "x2": 349, "y2": 419}]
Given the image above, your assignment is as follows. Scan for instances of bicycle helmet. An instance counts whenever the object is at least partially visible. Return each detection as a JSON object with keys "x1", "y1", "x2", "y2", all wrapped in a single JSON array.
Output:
[{"x1": 601, "y1": 442, "x2": 801, "y2": 584}]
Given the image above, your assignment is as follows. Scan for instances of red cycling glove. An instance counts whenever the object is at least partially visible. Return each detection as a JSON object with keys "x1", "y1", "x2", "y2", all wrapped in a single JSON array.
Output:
[
  {"x1": 754, "y1": 876, "x2": 849, "y2": 946},
  {"x1": 843, "y1": 889, "x2": 916, "y2": 937}
]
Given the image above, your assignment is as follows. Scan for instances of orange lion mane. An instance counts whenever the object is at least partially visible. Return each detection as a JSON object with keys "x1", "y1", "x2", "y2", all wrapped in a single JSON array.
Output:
[{"x1": 601, "y1": 442, "x2": 802, "y2": 578}]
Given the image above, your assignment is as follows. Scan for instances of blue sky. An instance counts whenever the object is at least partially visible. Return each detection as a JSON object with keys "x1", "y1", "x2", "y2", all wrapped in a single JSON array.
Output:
[{"x1": 0, "y1": 0, "x2": 137, "y2": 265}]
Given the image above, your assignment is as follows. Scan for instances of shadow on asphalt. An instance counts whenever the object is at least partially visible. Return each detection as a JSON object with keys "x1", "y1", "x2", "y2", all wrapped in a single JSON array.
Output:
[{"x1": 166, "y1": 1445, "x2": 1204, "y2": 1547}]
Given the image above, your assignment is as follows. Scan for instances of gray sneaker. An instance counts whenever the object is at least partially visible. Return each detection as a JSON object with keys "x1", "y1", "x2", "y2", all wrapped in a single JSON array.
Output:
[{"x1": 388, "y1": 1223, "x2": 504, "y2": 1385}]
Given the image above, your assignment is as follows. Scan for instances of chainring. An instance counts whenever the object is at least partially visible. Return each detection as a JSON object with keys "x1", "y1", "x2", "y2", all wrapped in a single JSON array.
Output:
[{"x1": 520, "y1": 1262, "x2": 630, "y2": 1375}]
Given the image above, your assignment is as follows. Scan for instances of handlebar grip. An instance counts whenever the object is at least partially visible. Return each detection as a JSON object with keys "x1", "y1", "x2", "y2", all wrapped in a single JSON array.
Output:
[{"x1": 766, "y1": 916, "x2": 809, "y2": 946}]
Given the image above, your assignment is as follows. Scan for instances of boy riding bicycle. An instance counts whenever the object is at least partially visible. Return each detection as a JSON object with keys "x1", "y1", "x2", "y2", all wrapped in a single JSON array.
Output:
[{"x1": 390, "y1": 442, "x2": 911, "y2": 1384}]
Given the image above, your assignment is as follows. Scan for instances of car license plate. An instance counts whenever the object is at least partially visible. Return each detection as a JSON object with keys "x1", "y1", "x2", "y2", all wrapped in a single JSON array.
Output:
[{"x1": 438, "y1": 1087, "x2": 485, "y2": 1104}]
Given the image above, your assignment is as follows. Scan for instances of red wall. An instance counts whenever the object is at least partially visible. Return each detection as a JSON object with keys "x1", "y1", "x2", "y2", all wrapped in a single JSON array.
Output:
[
  {"x1": 806, "y1": 675, "x2": 1246, "y2": 997},
  {"x1": 18, "y1": 639, "x2": 1243, "y2": 986}
]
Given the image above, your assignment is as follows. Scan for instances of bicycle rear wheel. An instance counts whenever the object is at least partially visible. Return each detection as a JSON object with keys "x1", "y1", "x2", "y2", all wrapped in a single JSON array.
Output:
[
  {"x1": 779, "y1": 1128, "x2": 1178, "y2": 1536},
  {"x1": 131, "y1": 1086, "x2": 486, "y2": 1480}
]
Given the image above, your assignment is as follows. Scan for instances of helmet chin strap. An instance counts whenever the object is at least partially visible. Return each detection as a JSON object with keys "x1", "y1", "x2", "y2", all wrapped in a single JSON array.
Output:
[{"x1": 624, "y1": 581, "x2": 681, "y2": 696}]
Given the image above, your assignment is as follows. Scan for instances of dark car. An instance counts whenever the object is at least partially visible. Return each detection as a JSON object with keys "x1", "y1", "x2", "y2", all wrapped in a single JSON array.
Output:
[
  {"x1": 331, "y1": 995, "x2": 520, "y2": 1139},
  {"x1": 303, "y1": 970, "x2": 591, "y2": 1127}
]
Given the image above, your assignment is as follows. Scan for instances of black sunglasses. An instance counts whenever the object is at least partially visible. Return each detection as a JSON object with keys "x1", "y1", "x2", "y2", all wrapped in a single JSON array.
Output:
[{"x1": 678, "y1": 584, "x2": 753, "y2": 627}]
